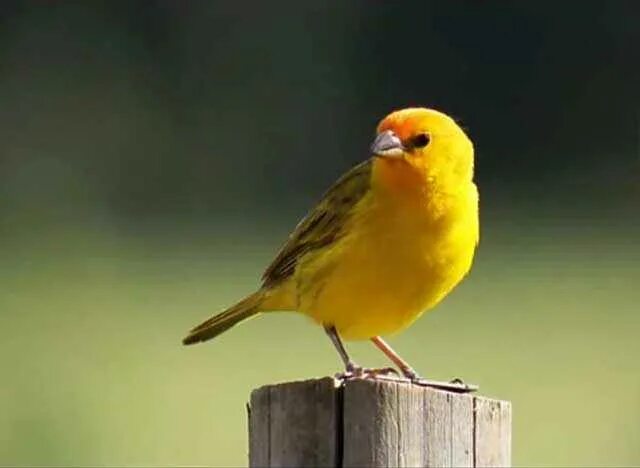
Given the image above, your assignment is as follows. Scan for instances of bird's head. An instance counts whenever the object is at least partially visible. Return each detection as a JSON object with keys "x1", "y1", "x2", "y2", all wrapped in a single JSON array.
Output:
[{"x1": 371, "y1": 108, "x2": 474, "y2": 192}]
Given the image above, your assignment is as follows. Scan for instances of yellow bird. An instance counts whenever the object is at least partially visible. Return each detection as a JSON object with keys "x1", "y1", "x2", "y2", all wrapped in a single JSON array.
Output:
[{"x1": 183, "y1": 107, "x2": 479, "y2": 389}]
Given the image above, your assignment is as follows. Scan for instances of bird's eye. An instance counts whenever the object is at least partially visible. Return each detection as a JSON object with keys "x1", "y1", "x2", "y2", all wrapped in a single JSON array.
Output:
[{"x1": 411, "y1": 133, "x2": 430, "y2": 148}]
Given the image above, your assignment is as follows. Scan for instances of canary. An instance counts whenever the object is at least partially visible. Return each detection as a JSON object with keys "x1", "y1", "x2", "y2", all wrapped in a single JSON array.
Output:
[{"x1": 183, "y1": 108, "x2": 478, "y2": 390}]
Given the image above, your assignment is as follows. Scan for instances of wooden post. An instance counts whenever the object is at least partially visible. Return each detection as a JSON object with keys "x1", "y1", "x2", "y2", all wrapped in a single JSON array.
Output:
[{"x1": 248, "y1": 377, "x2": 511, "y2": 467}]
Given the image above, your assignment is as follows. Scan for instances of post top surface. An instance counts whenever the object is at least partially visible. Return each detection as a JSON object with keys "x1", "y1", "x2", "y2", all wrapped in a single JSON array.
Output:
[{"x1": 251, "y1": 376, "x2": 510, "y2": 405}]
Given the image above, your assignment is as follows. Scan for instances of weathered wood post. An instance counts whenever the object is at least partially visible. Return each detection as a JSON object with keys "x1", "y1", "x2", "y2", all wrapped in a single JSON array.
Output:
[{"x1": 248, "y1": 377, "x2": 511, "y2": 467}]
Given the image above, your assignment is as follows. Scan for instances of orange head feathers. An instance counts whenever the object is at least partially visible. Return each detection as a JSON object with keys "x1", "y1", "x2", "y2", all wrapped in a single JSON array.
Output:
[{"x1": 371, "y1": 108, "x2": 474, "y2": 191}]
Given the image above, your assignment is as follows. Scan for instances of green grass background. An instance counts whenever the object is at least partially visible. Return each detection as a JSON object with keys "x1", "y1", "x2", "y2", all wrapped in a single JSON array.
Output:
[{"x1": 1, "y1": 215, "x2": 639, "y2": 466}]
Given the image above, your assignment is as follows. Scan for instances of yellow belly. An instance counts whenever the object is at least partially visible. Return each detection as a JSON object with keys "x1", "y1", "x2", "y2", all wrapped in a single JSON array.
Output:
[{"x1": 297, "y1": 185, "x2": 479, "y2": 340}]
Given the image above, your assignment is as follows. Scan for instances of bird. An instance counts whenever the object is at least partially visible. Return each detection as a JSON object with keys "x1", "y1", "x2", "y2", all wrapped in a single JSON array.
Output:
[{"x1": 183, "y1": 107, "x2": 479, "y2": 390}]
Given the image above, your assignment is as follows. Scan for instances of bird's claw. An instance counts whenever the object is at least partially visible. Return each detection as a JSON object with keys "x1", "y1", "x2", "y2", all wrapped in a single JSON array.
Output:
[
  {"x1": 409, "y1": 375, "x2": 478, "y2": 393},
  {"x1": 335, "y1": 363, "x2": 477, "y2": 393},
  {"x1": 336, "y1": 364, "x2": 400, "y2": 381}
]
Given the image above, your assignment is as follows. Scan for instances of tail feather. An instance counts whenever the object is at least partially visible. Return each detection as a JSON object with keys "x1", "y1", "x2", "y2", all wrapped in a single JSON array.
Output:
[{"x1": 182, "y1": 291, "x2": 264, "y2": 345}]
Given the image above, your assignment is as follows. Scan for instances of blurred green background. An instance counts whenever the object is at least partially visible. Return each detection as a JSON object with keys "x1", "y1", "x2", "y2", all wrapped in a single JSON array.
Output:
[{"x1": 1, "y1": 2, "x2": 638, "y2": 466}]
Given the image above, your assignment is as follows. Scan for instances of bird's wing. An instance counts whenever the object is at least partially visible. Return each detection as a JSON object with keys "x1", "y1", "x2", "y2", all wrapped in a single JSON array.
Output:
[{"x1": 262, "y1": 159, "x2": 373, "y2": 288}]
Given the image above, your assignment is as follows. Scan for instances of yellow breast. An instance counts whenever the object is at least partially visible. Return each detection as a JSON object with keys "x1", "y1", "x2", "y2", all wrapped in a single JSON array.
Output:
[{"x1": 298, "y1": 169, "x2": 479, "y2": 340}]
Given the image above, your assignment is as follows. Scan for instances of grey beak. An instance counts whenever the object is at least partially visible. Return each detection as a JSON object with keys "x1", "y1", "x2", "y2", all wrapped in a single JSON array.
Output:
[{"x1": 371, "y1": 130, "x2": 405, "y2": 157}]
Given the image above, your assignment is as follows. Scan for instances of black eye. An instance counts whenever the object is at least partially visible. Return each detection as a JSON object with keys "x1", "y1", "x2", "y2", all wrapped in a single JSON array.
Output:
[{"x1": 411, "y1": 133, "x2": 430, "y2": 148}]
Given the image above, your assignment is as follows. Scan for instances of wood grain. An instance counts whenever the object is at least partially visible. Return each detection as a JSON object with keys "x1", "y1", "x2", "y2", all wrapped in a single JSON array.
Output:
[
  {"x1": 247, "y1": 377, "x2": 511, "y2": 467},
  {"x1": 474, "y1": 396, "x2": 512, "y2": 467},
  {"x1": 248, "y1": 377, "x2": 339, "y2": 467}
]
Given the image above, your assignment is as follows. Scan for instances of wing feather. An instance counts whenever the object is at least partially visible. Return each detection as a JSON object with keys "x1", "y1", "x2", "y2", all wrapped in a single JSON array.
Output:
[{"x1": 262, "y1": 159, "x2": 372, "y2": 288}]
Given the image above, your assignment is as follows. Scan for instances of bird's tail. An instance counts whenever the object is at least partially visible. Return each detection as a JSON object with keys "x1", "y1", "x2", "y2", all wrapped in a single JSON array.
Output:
[{"x1": 182, "y1": 290, "x2": 265, "y2": 345}]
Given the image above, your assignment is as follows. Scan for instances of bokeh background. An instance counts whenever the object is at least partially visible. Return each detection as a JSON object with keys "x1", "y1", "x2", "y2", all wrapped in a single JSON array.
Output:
[{"x1": 1, "y1": 1, "x2": 638, "y2": 466}]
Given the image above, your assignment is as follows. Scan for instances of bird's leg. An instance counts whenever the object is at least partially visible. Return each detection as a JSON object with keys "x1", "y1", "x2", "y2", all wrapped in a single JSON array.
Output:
[
  {"x1": 324, "y1": 325, "x2": 359, "y2": 375},
  {"x1": 370, "y1": 336, "x2": 420, "y2": 380},
  {"x1": 324, "y1": 326, "x2": 398, "y2": 379},
  {"x1": 370, "y1": 336, "x2": 478, "y2": 393}
]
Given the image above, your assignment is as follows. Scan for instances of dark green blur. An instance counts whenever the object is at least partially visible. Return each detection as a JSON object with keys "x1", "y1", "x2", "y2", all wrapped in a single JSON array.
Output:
[{"x1": 1, "y1": 2, "x2": 638, "y2": 466}]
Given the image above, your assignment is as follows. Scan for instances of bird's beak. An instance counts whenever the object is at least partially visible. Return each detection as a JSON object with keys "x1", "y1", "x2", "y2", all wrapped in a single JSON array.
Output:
[{"x1": 371, "y1": 130, "x2": 405, "y2": 158}]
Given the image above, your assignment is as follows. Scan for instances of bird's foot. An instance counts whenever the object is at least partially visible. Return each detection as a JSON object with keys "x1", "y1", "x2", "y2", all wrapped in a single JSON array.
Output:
[
  {"x1": 335, "y1": 362, "x2": 400, "y2": 381},
  {"x1": 407, "y1": 373, "x2": 478, "y2": 393}
]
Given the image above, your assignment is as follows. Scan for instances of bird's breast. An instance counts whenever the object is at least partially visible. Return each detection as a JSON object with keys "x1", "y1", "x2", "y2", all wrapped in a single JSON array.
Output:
[{"x1": 300, "y1": 183, "x2": 479, "y2": 340}]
